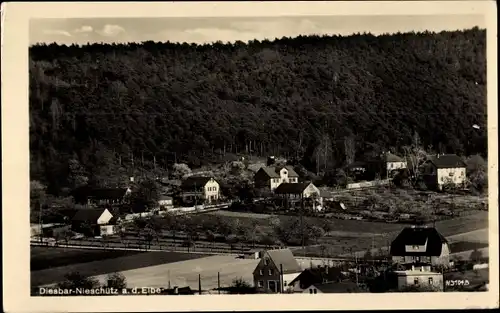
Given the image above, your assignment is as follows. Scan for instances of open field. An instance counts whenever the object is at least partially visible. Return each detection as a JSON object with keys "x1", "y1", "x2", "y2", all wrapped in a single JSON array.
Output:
[
  {"x1": 89, "y1": 255, "x2": 261, "y2": 292},
  {"x1": 32, "y1": 250, "x2": 208, "y2": 287},
  {"x1": 31, "y1": 247, "x2": 142, "y2": 271},
  {"x1": 447, "y1": 228, "x2": 489, "y2": 244}
]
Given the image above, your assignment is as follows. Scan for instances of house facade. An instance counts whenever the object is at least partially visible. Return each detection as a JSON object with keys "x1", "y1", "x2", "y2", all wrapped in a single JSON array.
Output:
[
  {"x1": 390, "y1": 226, "x2": 451, "y2": 267},
  {"x1": 158, "y1": 195, "x2": 174, "y2": 210},
  {"x1": 180, "y1": 176, "x2": 220, "y2": 204},
  {"x1": 253, "y1": 249, "x2": 302, "y2": 293},
  {"x1": 422, "y1": 154, "x2": 467, "y2": 190},
  {"x1": 394, "y1": 269, "x2": 444, "y2": 291},
  {"x1": 274, "y1": 182, "x2": 322, "y2": 211},
  {"x1": 385, "y1": 152, "x2": 407, "y2": 178},
  {"x1": 254, "y1": 166, "x2": 299, "y2": 191}
]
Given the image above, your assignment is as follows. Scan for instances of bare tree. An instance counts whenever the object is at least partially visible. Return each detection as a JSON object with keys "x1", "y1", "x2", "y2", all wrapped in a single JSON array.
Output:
[{"x1": 344, "y1": 135, "x2": 356, "y2": 165}]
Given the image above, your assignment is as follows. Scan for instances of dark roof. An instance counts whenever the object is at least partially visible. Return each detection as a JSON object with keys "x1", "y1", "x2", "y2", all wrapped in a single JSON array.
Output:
[
  {"x1": 180, "y1": 176, "x2": 213, "y2": 189},
  {"x1": 427, "y1": 154, "x2": 466, "y2": 169},
  {"x1": 257, "y1": 166, "x2": 299, "y2": 178},
  {"x1": 385, "y1": 153, "x2": 404, "y2": 162},
  {"x1": 265, "y1": 249, "x2": 302, "y2": 274},
  {"x1": 159, "y1": 195, "x2": 173, "y2": 201},
  {"x1": 274, "y1": 183, "x2": 312, "y2": 194},
  {"x1": 390, "y1": 226, "x2": 448, "y2": 257},
  {"x1": 311, "y1": 281, "x2": 361, "y2": 293},
  {"x1": 347, "y1": 161, "x2": 367, "y2": 169},
  {"x1": 72, "y1": 208, "x2": 110, "y2": 223},
  {"x1": 289, "y1": 267, "x2": 343, "y2": 288},
  {"x1": 71, "y1": 186, "x2": 129, "y2": 200}
]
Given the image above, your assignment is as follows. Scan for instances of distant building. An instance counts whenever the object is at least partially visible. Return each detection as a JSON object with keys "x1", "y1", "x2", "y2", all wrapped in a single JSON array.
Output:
[
  {"x1": 158, "y1": 195, "x2": 173, "y2": 210},
  {"x1": 71, "y1": 186, "x2": 132, "y2": 206},
  {"x1": 384, "y1": 152, "x2": 407, "y2": 178},
  {"x1": 180, "y1": 176, "x2": 220, "y2": 204},
  {"x1": 71, "y1": 208, "x2": 116, "y2": 236},
  {"x1": 253, "y1": 248, "x2": 302, "y2": 293},
  {"x1": 303, "y1": 281, "x2": 361, "y2": 294},
  {"x1": 274, "y1": 182, "x2": 321, "y2": 210},
  {"x1": 254, "y1": 166, "x2": 300, "y2": 191},
  {"x1": 422, "y1": 154, "x2": 467, "y2": 190},
  {"x1": 390, "y1": 226, "x2": 450, "y2": 267}
]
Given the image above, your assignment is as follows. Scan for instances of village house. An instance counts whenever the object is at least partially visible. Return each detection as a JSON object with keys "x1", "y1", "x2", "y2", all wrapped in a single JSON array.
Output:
[
  {"x1": 287, "y1": 266, "x2": 344, "y2": 293},
  {"x1": 303, "y1": 281, "x2": 361, "y2": 294},
  {"x1": 157, "y1": 195, "x2": 174, "y2": 210},
  {"x1": 71, "y1": 186, "x2": 132, "y2": 206},
  {"x1": 254, "y1": 166, "x2": 300, "y2": 191},
  {"x1": 180, "y1": 176, "x2": 220, "y2": 205},
  {"x1": 71, "y1": 208, "x2": 117, "y2": 236},
  {"x1": 253, "y1": 248, "x2": 302, "y2": 293},
  {"x1": 422, "y1": 154, "x2": 467, "y2": 190},
  {"x1": 384, "y1": 152, "x2": 407, "y2": 178},
  {"x1": 274, "y1": 182, "x2": 322, "y2": 211},
  {"x1": 390, "y1": 226, "x2": 451, "y2": 267},
  {"x1": 392, "y1": 268, "x2": 444, "y2": 291}
]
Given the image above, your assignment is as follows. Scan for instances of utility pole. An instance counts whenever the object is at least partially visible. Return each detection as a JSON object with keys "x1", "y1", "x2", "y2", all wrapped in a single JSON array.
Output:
[
  {"x1": 280, "y1": 264, "x2": 284, "y2": 293},
  {"x1": 300, "y1": 193, "x2": 305, "y2": 257},
  {"x1": 168, "y1": 270, "x2": 171, "y2": 289},
  {"x1": 198, "y1": 274, "x2": 202, "y2": 295},
  {"x1": 217, "y1": 272, "x2": 220, "y2": 294}
]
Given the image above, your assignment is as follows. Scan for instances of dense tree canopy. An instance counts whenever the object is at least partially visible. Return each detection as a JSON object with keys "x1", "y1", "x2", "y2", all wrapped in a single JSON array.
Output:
[{"x1": 29, "y1": 28, "x2": 487, "y2": 195}]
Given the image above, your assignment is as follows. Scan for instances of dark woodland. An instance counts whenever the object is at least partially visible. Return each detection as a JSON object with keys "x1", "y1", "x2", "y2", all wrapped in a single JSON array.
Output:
[{"x1": 29, "y1": 28, "x2": 487, "y2": 195}]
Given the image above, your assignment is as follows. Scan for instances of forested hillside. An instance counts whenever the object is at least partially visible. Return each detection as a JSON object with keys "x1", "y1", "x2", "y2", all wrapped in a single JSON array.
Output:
[{"x1": 29, "y1": 28, "x2": 487, "y2": 195}]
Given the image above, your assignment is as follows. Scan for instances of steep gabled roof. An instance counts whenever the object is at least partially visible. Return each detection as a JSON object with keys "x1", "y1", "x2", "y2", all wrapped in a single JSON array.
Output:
[
  {"x1": 385, "y1": 152, "x2": 404, "y2": 162},
  {"x1": 180, "y1": 176, "x2": 213, "y2": 189},
  {"x1": 257, "y1": 166, "x2": 300, "y2": 178},
  {"x1": 390, "y1": 226, "x2": 448, "y2": 257},
  {"x1": 274, "y1": 183, "x2": 312, "y2": 194},
  {"x1": 263, "y1": 248, "x2": 302, "y2": 274},
  {"x1": 72, "y1": 208, "x2": 110, "y2": 223},
  {"x1": 289, "y1": 267, "x2": 343, "y2": 287},
  {"x1": 427, "y1": 154, "x2": 466, "y2": 169}
]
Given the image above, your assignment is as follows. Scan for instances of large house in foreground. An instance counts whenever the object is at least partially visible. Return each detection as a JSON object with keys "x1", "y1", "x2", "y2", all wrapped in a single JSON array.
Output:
[
  {"x1": 390, "y1": 226, "x2": 450, "y2": 267},
  {"x1": 253, "y1": 248, "x2": 302, "y2": 293},
  {"x1": 180, "y1": 176, "x2": 220, "y2": 205},
  {"x1": 422, "y1": 154, "x2": 467, "y2": 190},
  {"x1": 254, "y1": 166, "x2": 299, "y2": 191}
]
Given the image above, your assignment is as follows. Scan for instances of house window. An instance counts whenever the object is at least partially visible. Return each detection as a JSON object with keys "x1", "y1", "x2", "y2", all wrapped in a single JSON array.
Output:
[
  {"x1": 414, "y1": 278, "x2": 419, "y2": 285},
  {"x1": 309, "y1": 289, "x2": 313, "y2": 294},
  {"x1": 259, "y1": 270, "x2": 263, "y2": 275},
  {"x1": 449, "y1": 172, "x2": 455, "y2": 177},
  {"x1": 428, "y1": 277, "x2": 434, "y2": 285},
  {"x1": 258, "y1": 281, "x2": 264, "y2": 288},
  {"x1": 269, "y1": 269, "x2": 273, "y2": 275},
  {"x1": 313, "y1": 289, "x2": 317, "y2": 294},
  {"x1": 415, "y1": 256, "x2": 420, "y2": 262},
  {"x1": 264, "y1": 258, "x2": 269, "y2": 265}
]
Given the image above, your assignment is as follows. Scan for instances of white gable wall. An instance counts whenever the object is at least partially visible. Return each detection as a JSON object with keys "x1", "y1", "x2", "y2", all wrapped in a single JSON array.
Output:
[{"x1": 97, "y1": 209, "x2": 113, "y2": 225}]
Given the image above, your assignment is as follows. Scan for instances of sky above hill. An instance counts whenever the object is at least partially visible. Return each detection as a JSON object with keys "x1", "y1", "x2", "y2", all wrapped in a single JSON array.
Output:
[{"x1": 30, "y1": 15, "x2": 485, "y2": 46}]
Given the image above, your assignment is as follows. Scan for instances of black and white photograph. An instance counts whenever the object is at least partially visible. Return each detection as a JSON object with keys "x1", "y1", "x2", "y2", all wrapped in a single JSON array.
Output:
[{"x1": 1, "y1": 1, "x2": 498, "y2": 312}]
